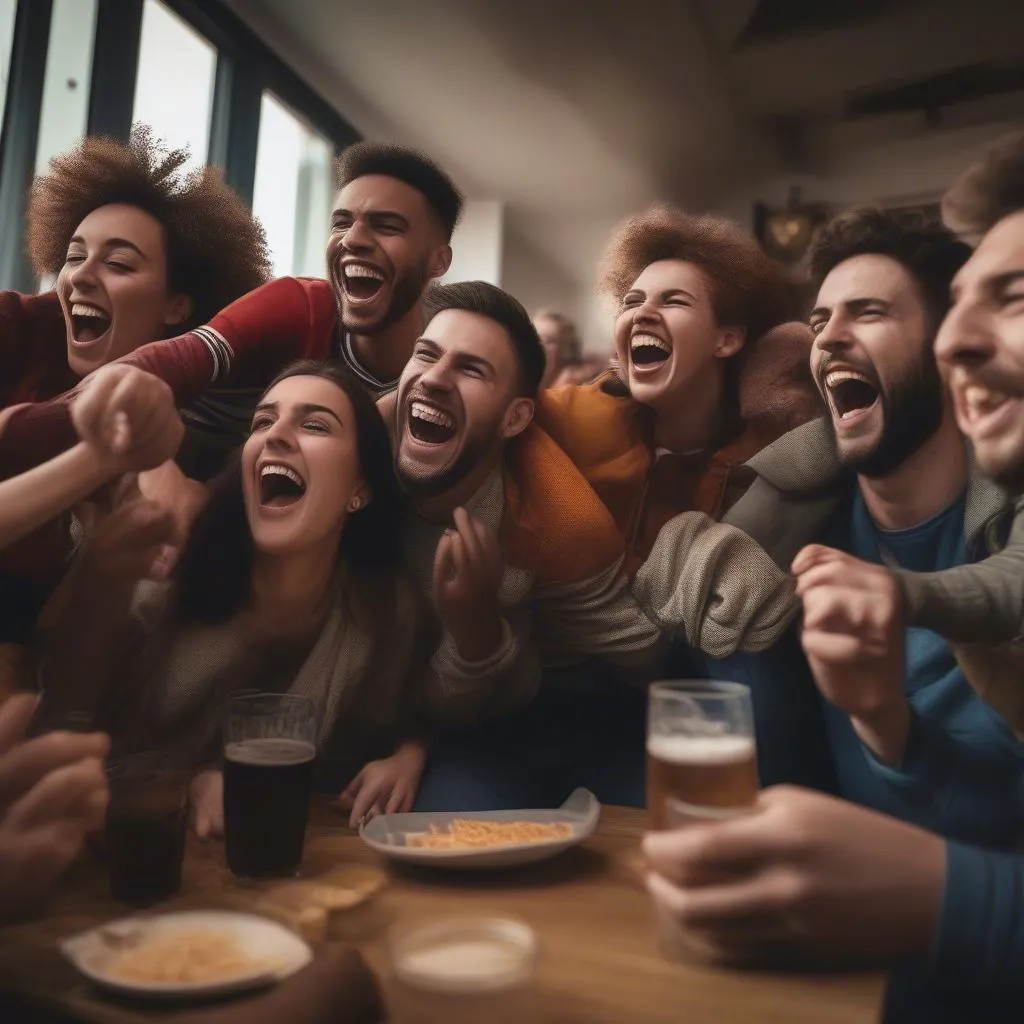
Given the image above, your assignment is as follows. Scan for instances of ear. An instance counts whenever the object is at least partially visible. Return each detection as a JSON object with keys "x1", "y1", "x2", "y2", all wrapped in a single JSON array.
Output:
[
  {"x1": 428, "y1": 244, "x2": 453, "y2": 281},
  {"x1": 715, "y1": 326, "x2": 746, "y2": 359},
  {"x1": 164, "y1": 293, "x2": 194, "y2": 328},
  {"x1": 500, "y1": 397, "x2": 534, "y2": 441},
  {"x1": 349, "y1": 479, "x2": 372, "y2": 513}
]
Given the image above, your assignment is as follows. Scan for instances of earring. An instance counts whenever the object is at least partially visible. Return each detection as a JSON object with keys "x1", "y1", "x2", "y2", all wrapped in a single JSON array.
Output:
[{"x1": 348, "y1": 497, "x2": 362, "y2": 512}]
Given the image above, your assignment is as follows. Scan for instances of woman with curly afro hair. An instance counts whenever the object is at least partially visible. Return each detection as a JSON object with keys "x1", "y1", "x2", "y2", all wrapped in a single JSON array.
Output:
[
  {"x1": 536, "y1": 204, "x2": 821, "y2": 576},
  {"x1": 0, "y1": 125, "x2": 271, "y2": 480}
]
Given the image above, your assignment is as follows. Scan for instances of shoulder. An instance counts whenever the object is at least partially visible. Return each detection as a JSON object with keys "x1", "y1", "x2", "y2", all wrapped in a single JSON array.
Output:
[{"x1": 502, "y1": 425, "x2": 625, "y2": 586}]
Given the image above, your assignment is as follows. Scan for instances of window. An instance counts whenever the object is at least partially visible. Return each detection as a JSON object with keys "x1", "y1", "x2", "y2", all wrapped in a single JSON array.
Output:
[
  {"x1": 0, "y1": 0, "x2": 17, "y2": 130},
  {"x1": 252, "y1": 91, "x2": 335, "y2": 279},
  {"x1": 34, "y1": 0, "x2": 98, "y2": 176},
  {"x1": 132, "y1": 0, "x2": 216, "y2": 167}
]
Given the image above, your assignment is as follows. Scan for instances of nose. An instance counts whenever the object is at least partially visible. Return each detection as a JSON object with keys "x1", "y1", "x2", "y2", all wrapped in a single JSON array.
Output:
[
  {"x1": 341, "y1": 216, "x2": 373, "y2": 253},
  {"x1": 935, "y1": 299, "x2": 993, "y2": 368},
  {"x1": 632, "y1": 299, "x2": 660, "y2": 327},
  {"x1": 263, "y1": 416, "x2": 297, "y2": 451},
  {"x1": 418, "y1": 356, "x2": 454, "y2": 392},
  {"x1": 811, "y1": 313, "x2": 851, "y2": 356},
  {"x1": 68, "y1": 257, "x2": 98, "y2": 291}
]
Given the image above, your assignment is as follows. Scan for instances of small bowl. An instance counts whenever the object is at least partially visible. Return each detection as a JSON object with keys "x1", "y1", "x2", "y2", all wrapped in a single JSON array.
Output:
[{"x1": 389, "y1": 917, "x2": 537, "y2": 995}]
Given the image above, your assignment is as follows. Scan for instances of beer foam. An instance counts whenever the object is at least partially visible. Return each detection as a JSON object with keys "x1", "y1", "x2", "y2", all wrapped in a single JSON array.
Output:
[
  {"x1": 225, "y1": 738, "x2": 315, "y2": 766},
  {"x1": 647, "y1": 734, "x2": 755, "y2": 765}
]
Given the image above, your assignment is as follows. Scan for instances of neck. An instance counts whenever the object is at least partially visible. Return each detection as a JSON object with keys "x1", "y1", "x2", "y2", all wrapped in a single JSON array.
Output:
[
  {"x1": 350, "y1": 303, "x2": 423, "y2": 383},
  {"x1": 858, "y1": 413, "x2": 968, "y2": 531},
  {"x1": 415, "y1": 451, "x2": 503, "y2": 524},
  {"x1": 250, "y1": 543, "x2": 336, "y2": 640},
  {"x1": 651, "y1": 365, "x2": 726, "y2": 453}
]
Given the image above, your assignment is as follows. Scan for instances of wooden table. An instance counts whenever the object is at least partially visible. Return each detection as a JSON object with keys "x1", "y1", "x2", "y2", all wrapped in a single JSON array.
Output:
[{"x1": 0, "y1": 800, "x2": 886, "y2": 1023}]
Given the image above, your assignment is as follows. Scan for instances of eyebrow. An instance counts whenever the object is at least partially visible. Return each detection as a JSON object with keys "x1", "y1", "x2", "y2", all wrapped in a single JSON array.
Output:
[
  {"x1": 69, "y1": 235, "x2": 148, "y2": 258},
  {"x1": 415, "y1": 337, "x2": 497, "y2": 377},
  {"x1": 253, "y1": 401, "x2": 344, "y2": 427},
  {"x1": 623, "y1": 287, "x2": 698, "y2": 302},
  {"x1": 810, "y1": 297, "x2": 890, "y2": 319},
  {"x1": 331, "y1": 207, "x2": 410, "y2": 228}
]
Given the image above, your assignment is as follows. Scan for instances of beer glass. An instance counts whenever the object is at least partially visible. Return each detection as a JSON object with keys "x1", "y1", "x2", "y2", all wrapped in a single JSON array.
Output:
[
  {"x1": 646, "y1": 680, "x2": 757, "y2": 829},
  {"x1": 223, "y1": 693, "x2": 317, "y2": 879}
]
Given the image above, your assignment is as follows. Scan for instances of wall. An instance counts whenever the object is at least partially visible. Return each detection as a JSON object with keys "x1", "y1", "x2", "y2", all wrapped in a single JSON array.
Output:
[{"x1": 443, "y1": 199, "x2": 504, "y2": 286}]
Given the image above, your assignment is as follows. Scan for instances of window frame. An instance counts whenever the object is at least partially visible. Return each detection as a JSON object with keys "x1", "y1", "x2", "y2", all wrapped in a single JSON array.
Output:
[{"x1": 0, "y1": 0, "x2": 360, "y2": 288}]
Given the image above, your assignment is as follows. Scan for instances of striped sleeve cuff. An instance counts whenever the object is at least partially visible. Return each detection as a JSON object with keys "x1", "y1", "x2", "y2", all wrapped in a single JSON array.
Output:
[{"x1": 192, "y1": 326, "x2": 234, "y2": 384}]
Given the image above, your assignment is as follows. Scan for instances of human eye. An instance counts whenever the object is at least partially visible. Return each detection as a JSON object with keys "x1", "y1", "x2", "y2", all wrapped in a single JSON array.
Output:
[
  {"x1": 303, "y1": 418, "x2": 330, "y2": 433},
  {"x1": 809, "y1": 316, "x2": 828, "y2": 335},
  {"x1": 621, "y1": 293, "x2": 643, "y2": 310},
  {"x1": 251, "y1": 414, "x2": 274, "y2": 432}
]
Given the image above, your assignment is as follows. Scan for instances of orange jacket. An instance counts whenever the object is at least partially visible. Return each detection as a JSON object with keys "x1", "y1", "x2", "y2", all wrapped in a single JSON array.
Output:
[{"x1": 535, "y1": 322, "x2": 819, "y2": 574}]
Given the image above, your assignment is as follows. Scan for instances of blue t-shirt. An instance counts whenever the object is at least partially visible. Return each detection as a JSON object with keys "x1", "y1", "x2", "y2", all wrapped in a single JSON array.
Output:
[{"x1": 820, "y1": 490, "x2": 1024, "y2": 845}]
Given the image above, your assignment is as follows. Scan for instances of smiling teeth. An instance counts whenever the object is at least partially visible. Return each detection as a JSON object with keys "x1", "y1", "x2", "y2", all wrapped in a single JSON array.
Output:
[
  {"x1": 963, "y1": 385, "x2": 1010, "y2": 415},
  {"x1": 345, "y1": 265, "x2": 384, "y2": 281},
  {"x1": 630, "y1": 334, "x2": 670, "y2": 354},
  {"x1": 260, "y1": 464, "x2": 304, "y2": 488},
  {"x1": 71, "y1": 302, "x2": 107, "y2": 318},
  {"x1": 410, "y1": 401, "x2": 455, "y2": 429},
  {"x1": 825, "y1": 369, "x2": 871, "y2": 388}
]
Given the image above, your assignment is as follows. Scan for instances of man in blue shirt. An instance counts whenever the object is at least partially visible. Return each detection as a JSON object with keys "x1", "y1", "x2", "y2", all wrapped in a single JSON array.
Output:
[{"x1": 645, "y1": 133, "x2": 1024, "y2": 1020}]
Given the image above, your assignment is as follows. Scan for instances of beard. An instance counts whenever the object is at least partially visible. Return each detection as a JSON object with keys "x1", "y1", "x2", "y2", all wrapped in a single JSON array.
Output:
[
  {"x1": 825, "y1": 346, "x2": 946, "y2": 479},
  {"x1": 394, "y1": 419, "x2": 505, "y2": 501},
  {"x1": 341, "y1": 259, "x2": 430, "y2": 335}
]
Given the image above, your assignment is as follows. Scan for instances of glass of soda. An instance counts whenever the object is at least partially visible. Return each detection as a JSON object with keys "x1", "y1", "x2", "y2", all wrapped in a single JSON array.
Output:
[
  {"x1": 105, "y1": 753, "x2": 188, "y2": 906},
  {"x1": 223, "y1": 693, "x2": 317, "y2": 880}
]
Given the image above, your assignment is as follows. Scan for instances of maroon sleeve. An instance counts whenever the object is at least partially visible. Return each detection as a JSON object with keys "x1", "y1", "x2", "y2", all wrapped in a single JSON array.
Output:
[
  {"x1": 0, "y1": 291, "x2": 67, "y2": 407},
  {"x1": 0, "y1": 277, "x2": 334, "y2": 479}
]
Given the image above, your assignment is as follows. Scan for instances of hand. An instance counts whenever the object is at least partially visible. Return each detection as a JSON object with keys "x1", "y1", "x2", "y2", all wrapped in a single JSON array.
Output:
[
  {"x1": 77, "y1": 487, "x2": 178, "y2": 584},
  {"x1": 792, "y1": 544, "x2": 909, "y2": 764},
  {"x1": 138, "y1": 461, "x2": 208, "y2": 551},
  {"x1": 72, "y1": 364, "x2": 183, "y2": 474},
  {"x1": 0, "y1": 693, "x2": 110, "y2": 921},
  {"x1": 189, "y1": 769, "x2": 224, "y2": 840},
  {"x1": 432, "y1": 507, "x2": 504, "y2": 661},
  {"x1": 338, "y1": 741, "x2": 427, "y2": 829},
  {"x1": 642, "y1": 785, "x2": 946, "y2": 969}
]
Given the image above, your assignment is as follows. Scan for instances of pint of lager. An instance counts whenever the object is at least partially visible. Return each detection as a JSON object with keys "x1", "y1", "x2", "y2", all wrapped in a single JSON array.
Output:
[{"x1": 646, "y1": 682, "x2": 757, "y2": 829}]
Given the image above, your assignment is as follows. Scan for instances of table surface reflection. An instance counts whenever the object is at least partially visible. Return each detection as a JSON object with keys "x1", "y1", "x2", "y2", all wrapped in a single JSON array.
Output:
[{"x1": 0, "y1": 799, "x2": 886, "y2": 1023}]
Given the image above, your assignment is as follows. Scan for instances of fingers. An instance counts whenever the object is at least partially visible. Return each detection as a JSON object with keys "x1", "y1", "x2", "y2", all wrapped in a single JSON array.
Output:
[
  {"x1": 432, "y1": 531, "x2": 454, "y2": 587},
  {"x1": 0, "y1": 731, "x2": 109, "y2": 810},
  {"x1": 791, "y1": 544, "x2": 847, "y2": 577},
  {"x1": 349, "y1": 776, "x2": 387, "y2": 829},
  {"x1": 71, "y1": 365, "x2": 124, "y2": 445},
  {"x1": 6, "y1": 756, "x2": 108, "y2": 831},
  {"x1": 384, "y1": 784, "x2": 409, "y2": 815},
  {"x1": 646, "y1": 866, "x2": 800, "y2": 927},
  {"x1": 0, "y1": 693, "x2": 40, "y2": 756},
  {"x1": 641, "y1": 807, "x2": 784, "y2": 887},
  {"x1": 801, "y1": 629, "x2": 877, "y2": 664}
]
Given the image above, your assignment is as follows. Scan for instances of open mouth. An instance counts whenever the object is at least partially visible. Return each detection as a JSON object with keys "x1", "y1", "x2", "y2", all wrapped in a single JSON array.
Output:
[
  {"x1": 69, "y1": 302, "x2": 112, "y2": 346},
  {"x1": 407, "y1": 399, "x2": 457, "y2": 445},
  {"x1": 959, "y1": 384, "x2": 1019, "y2": 439},
  {"x1": 630, "y1": 333, "x2": 671, "y2": 369},
  {"x1": 342, "y1": 262, "x2": 386, "y2": 302},
  {"x1": 259, "y1": 463, "x2": 307, "y2": 509},
  {"x1": 825, "y1": 369, "x2": 879, "y2": 421}
]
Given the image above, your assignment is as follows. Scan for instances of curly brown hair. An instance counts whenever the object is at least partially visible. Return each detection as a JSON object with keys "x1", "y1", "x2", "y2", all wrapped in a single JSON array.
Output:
[
  {"x1": 598, "y1": 205, "x2": 796, "y2": 342},
  {"x1": 26, "y1": 126, "x2": 271, "y2": 327},
  {"x1": 942, "y1": 131, "x2": 1024, "y2": 238}
]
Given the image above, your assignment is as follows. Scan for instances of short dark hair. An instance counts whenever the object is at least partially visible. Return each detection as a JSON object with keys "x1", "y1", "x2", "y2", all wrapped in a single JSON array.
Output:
[
  {"x1": 422, "y1": 281, "x2": 546, "y2": 397},
  {"x1": 334, "y1": 142, "x2": 464, "y2": 241},
  {"x1": 175, "y1": 360, "x2": 406, "y2": 626},
  {"x1": 943, "y1": 131, "x2": 1024, "y2": 237},
  {"x1": 809, "y1": 206, "x2": 971, "y2": 331},
  {"x1": 27, "y1": 125, "x2": 270, "y2": 327}
]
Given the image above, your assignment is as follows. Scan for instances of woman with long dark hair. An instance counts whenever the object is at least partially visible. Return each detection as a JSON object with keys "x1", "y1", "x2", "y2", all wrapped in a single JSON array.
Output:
[{"x1": 43, "y1": 360, "x2": 435, "y2": 830}]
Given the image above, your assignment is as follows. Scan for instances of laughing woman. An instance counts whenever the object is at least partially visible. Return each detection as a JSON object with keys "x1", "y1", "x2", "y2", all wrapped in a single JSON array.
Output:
[
  {"x1": 537, "y1": 205, "x2": 820, "y2": 577},
  {"x1": 41, "y1": 361, "x2": 436, "y2": 829}
]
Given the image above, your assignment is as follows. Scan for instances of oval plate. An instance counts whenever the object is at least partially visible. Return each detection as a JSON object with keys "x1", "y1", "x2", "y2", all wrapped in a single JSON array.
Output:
[
  {"x1": 61, "y1": 910, "x2": 313, "y2": 1001},
  {"x1": 360, "y1": 788, "x2": 600, "y2": 869}
]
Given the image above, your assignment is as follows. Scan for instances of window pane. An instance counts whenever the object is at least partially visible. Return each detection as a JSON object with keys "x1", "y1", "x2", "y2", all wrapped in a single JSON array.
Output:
[
  {"x1": 252, "y1": 92, "x2": 334, "y2": 279},
  {"x1": 0, "y1": 0, "x2": 18, "y2": 132},
  {"x1": 34, "y1": 0, "x2": 97, "y2": 177},
  {"x1": 132, "y1": 0, "x2": 215, "y2": 168}
]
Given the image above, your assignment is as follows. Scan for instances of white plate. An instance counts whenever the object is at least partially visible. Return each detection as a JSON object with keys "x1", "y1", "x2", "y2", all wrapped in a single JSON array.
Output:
[
  {"x1": 61, "y1": 910, "x2": 313, "y2": 1001},
  {"x1": 360, "y1": 788, "x2": 600, "y2": 869}
]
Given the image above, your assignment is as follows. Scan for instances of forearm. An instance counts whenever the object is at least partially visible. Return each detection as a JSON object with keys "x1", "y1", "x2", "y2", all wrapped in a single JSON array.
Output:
[
  {"x1": 632, "y1": 511, "x2": 798, "y2": 657},
  {"x1": 932, "y1": 841, "x2": 1024, "y2": 995},
  {"x1": 0, "y1": 443, "x2": 113, "y2": 550},
  {"x1": 862, "y1": 707, "x2": 1024, "y2": 846}
]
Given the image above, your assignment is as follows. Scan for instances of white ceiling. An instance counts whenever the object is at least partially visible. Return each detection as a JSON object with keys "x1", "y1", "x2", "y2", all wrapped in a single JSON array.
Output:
[{"x1": 224, "y1": 0, "x2": 1024, "y2": 317}]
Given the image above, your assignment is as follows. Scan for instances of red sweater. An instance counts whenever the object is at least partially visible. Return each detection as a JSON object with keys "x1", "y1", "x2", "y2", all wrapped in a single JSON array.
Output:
[{"x1": 0, "y1": 276, "x2": 340, "y2": 480}]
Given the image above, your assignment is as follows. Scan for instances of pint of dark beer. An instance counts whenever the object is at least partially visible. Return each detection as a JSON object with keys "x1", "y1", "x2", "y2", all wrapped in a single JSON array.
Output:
[
  {"x1": 646, "y1": 682, "x2": 758, "y2": 829},
  {"x1": 223, "y1": 694, "x2": 316, "y2": 879}
]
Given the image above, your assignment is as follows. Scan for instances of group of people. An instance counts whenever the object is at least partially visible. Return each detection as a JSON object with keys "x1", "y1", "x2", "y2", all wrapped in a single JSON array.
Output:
[{"x1": 0, "y1": 117, "x2": 1021, "y2": 1020}]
